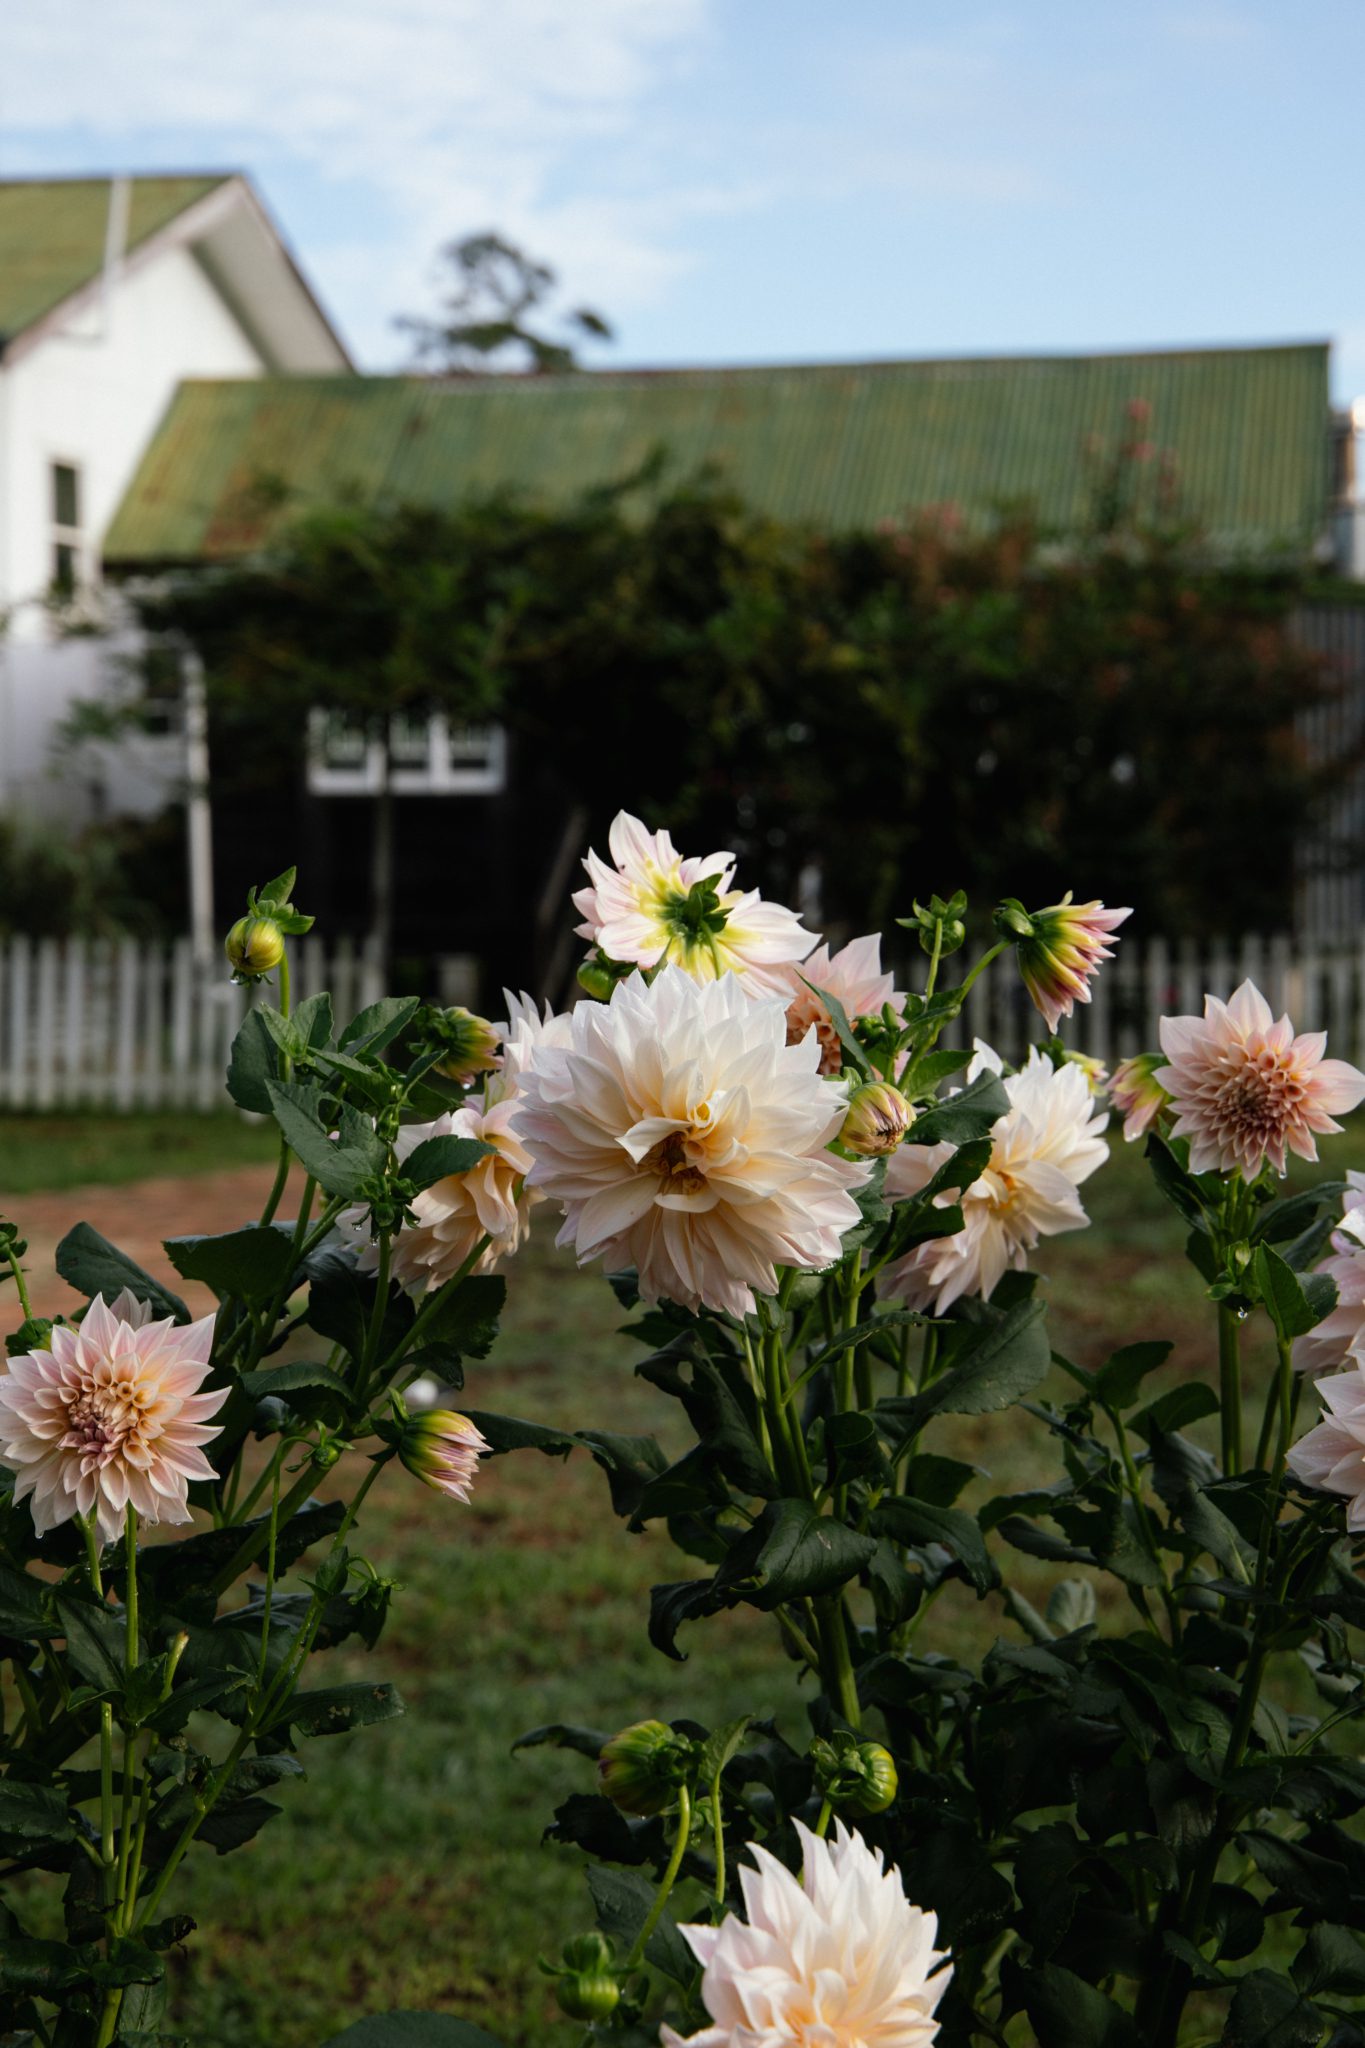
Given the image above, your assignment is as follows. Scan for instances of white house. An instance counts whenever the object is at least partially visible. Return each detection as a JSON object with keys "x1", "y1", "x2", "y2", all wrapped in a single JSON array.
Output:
[{"x1": 0, "y1": 172, "x2": 350, "y2": 828}]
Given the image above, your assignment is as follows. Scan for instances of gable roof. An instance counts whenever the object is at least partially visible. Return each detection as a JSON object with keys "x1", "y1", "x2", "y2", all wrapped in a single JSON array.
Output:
[
  {"x1": 103, "y1": 341, "x2": 1332, "y2": 566},
  {"x1": 0, "y1": 175, "x2": 229, "y2": 348}
]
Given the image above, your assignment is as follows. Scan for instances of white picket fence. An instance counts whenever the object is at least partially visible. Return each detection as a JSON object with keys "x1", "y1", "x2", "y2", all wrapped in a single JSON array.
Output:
[
  {"x1": 0, "y1": 935, "x2": 387, "y2": 1113},
  {"x1": 3, "y1": 930, "x2": 1365, "y2": 1112}
]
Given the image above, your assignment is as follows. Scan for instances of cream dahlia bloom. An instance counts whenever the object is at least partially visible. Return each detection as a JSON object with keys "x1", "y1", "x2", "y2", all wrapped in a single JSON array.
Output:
[
  {"x1": 882, "y1": 1045, "x2": 1109, "y2": 1311},
  {"x1": 493, "y1": 988, "x2": 574, "y2": 1098},
  {"x1": 512, "y1": 967, "x2": 868, "y2": 1317},
  {"x1": 1293, "y1": 1175, "x2": 1365, "y2": 1378},
  {"x1": 572, "y1": 810, "x2": 816, "y2": 996},
  {"x1": 662, "y1": 1820, "x2": 949, "y2": 2048},
  {"x1": 0, "y1": 1295, "x2": 225, "y2": 1541},
  {"x1": 343, "y1": 1099, "x2": 533, "y2": 1293},
  {"x1": 1287, "y1": 1356, "x2": 1365, "y2": 1527},
  {"x1": 1159, "y1": 980, "x2": 1365, "y2": 1179},
  {"x1": 781, "y1": 933, "x2": 904, "y2": 1076}
]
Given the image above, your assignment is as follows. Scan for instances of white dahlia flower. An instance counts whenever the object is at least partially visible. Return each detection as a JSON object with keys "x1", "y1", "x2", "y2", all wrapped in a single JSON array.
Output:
[
  {"x1": 781, "y1": 932, "x2": 904, "y2": 1077},
  {"x1": 572, "y1": 810, "x2": 816, "y2": 996},
  {"x1": 512, "y1": 967, "x2": 868, "y2": 1317},
  {"x1": 1288, "y1": 1356, "x2": 1365, "y2": 1526},
  {"x1": 882, "y1": 1043, "x2": 1109, "y2": 1311},
  {"x1": 662, "y1": 1819, "x2": 949, "y2": 2048},
  {"x1": 0, "y1": 1295, "x2": 225, "y2": 1541},
  {"x1": 341, "y1": 1099, "x2": 533, "y2": 1294},
  {"x1": 1293, "y1": 1175, "x2": 1365, "y2": 1378}
]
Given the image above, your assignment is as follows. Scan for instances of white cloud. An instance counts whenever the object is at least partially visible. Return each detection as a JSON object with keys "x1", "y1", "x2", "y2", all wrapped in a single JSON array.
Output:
[{"x1": 0, "y1": 0, "x2": 718, "y2": 360}]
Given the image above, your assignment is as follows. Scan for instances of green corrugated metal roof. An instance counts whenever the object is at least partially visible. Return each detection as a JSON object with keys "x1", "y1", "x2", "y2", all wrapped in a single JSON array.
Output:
[
  {"x1": 0, "y1": 175, "x2": 229, "y2": 347},
  {"x1": 103, "y1": 342, "x2": 1332, "y2": 563}
]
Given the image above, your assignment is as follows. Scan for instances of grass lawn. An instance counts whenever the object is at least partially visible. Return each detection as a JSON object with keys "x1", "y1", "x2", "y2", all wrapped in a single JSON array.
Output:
[
  {"x1": 5, "y1": 1117, "x2": 1363, "y2": 2042},
  {"x1": 0, "y1": 1113, "x2": 278, "y2": 1193}
]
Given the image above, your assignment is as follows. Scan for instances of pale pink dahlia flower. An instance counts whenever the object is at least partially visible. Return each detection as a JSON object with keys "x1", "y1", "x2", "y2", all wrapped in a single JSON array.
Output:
[
  {"x1": 781, "y1": 932, "x2": 904, "y2": 1076},
  {"x1": 341, "y1": 1098, "x2": 533, "y2": 1293},
  {"x1": 881, "y1": 1045, "x2": 1108, "y2": 1312},
  {"x1": 0, "y1": 1294, "x2": 225, "y2": 1541},
  {"x1": 1108, "y1": 1052, "x2": 1170, "y2": 1142},
  {"x1": 1014, "y1": 894, "x2": 1131, "y2": 1034},
  {"x1": 572, "y1": 810, "x2": 816, "y2": 997},
  {"x1": 1293, "y1": 1176, "x2": 1365, "y2": 1378},
  {"x1": 396, "y1": 1409, "x2": 489, "y2": 1503},
  {"x1": 1287, "y1": 1356, "x2": 1365, "y2": 1526},
  {"x1": 661, "y1": 1819, "x2": 949, "y2": 2048},
  {"x1": 1159, "y1": 980, "x2": 1365, "y2": 1179},
  {"x1": 512, "y1": 966, "x2": 868, "y2": 1318}
]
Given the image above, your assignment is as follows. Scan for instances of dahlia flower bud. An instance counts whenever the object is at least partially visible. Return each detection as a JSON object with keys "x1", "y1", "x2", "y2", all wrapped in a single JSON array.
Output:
[
  {"x1": 1108, "y1": 1052, "x2": 1170, "y2": 1143},
  {"x1": 395, "y1": 1409, "x2": 489, "y2": 1504},
  {"x1": 840, "y1": 1082, "x2": 912, "y2": 1159},
  {"x1": 598, "y1": 1719, "x2": 697, "y2": 1815},
  {"x1": 1062, "y1": 1049, "x2": 1109, "y2": 1097},
  {"x1": 576, "y1": 954, "x2": 617, "y2": 1001},
  {"x1": 811, "y1": 1732, "x2": 899, "y2": 1815},
  {"x1": 224, "y1": 914, "x2": 286, "y2": 981},
  {"x1": 996, "y1": 893, "x2": 1131, "y2": 1034},
  {"x1": 553, "y1": 1934, "x2": 621, "y2": 2022},
  {"x1": 425, "y1": 1004, "x2": 500, "y2": 1084}
]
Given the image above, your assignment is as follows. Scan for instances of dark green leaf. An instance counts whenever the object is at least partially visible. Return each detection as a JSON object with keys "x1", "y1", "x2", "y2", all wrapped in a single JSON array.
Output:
[
  {"x1": 1253, "y1": 1242, "x2": 1336, "y2": 1344},
  {"x1": 511, "y1": 1723, "x2": 609, "y2": 1760},
  {"x1": 1090, "y1": 1341, "x2": 1174, "y2": 1410},
  {"x1": 878, "y1": 1299, "x2": 1050, "y2": 1438},
  {"x1": 1002, "y1": 1959, "x2": 1142, "y2": 2047},
  {"x1": 265, "y1": 1080, "x2": 386, "y2": 1197},
  {"x1": 718, "y1": 1498, "x2": 877, "y2": 1607},
  {"x1": 586, "y1": 1863, "x2": 694, "y2": 1984},
  {"x1": 0, "y1": 1561, "x2": 53, "y2": 1636},
  {"x1": 339, "y1": 996, "x2": 423, "y2": 1055},
  {"x1": 1223, "y1": 1968, "x2": 1322, "y2": 2047},
  {"x1": 908, "y1": 1069, "x2": 1009, "y2": 1145},
  {"x1": 55, "y1": 1594, "x2": 126, "y2": 1693},
  {"x1": 225, "y1": 1006, "x2": 280, "y2": 1114},
  {"x1": 239, "y1": 1359, "x2": 353, "y2": 1402},
  {"x1": 54, "y1": 1224, "x2": 189, "y2": 1324},
  {"x1": 164, "y1": 1225, "x2": 298, "y2": 1303},
  {"x1": 1293, "y1": 1922, "x2": 1365, "y2": 1996},
  {"x1": 268, "y1": 1681, "x2": 405, "y2": 1739},
  {"x1": 0, "y1": 1780, "x2": 74, "y2": 1852},
  {"x1": 402, "y1": 1136, "x2": 496, "y2": 1191},
  {"x1": 871, "y1": 1497, "x2": 998, "y2": 1594},
  {"x1": 460, "y1": 1411, "x2": 579, "y2": 1458}
]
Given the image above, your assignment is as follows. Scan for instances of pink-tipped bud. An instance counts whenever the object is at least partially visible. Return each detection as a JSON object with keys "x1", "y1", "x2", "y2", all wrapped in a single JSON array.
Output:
[
  {"x1": 997, "y1": 894, "x2": 1132, "y2": 1033},
  {"x1": 396, "y1": 1410, "x2": 489, "y2": 1504},
  {"x1": 1108, "y1": 1053, "x2": 1171, "y2": 1143},
  {"x1": 839, "y1": 1082, "x2": 912, "y2": 1159},
  {"x1": 428, "y1": 1006, "x2": 500, "y2": 1084}
]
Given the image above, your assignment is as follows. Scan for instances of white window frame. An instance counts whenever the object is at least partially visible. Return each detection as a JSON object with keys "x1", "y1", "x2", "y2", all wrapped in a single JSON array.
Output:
[
  {"x1": 306, "y1": 711, "x2": 508, "y2": 795},
  {"x1": 49, "y1": 456, "x2": 86, "y2": 594}
]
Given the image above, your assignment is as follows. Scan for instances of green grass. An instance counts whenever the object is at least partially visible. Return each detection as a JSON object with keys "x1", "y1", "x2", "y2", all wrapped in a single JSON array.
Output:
[
  {"x1": 0, "y1": 1113, "x2": 278, "y2": 1193},
  {"x1": 8, "y1": 1121, "x2": 1364, "y2": 2042}
]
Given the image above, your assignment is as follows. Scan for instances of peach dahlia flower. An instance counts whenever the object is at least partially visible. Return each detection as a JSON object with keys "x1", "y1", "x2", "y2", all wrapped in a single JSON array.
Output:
[
  {"x1": 344, "y1": 1098, "x2": 534, "y2": 1293},
  {"x1": 662, "y1": 1820, "x2": 949, "y2": 2048},
  {"x1": 572, "y1": 810, "x2": 816, "y2": 996},
  {"x1": 512, "y1": 966, "x2": 868, "y2": 1317},
  {"x1": 881, "y1": 1044, "x2": 1108, "y2": 1312},
  {"x1": 781, "y1": 932, "x2": 904, "y2": 1076},
  {"x1": 0, "y1": 1294, "x2": 225, "y2": 1541},
  {"x1": 1159, "y1": 980, "x2": 1365, "y2": 1179}
]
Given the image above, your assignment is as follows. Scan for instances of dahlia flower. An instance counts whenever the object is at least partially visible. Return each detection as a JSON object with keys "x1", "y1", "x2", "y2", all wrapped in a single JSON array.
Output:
[
  {"x1": 1293, "y1": 1176, "x2": 1365, "y2": 1378},
  {"x1": 1159, "y1": 980, "x2": 1365, "y2": 1179},
  {"x1": 396, "y1": 1408, "x2": 488, "y2": 1503},
  {"x1": 662, "y1": 1820, "x2": 949, "y2": 2048},
  {"x1": 782, "y1": 932, "x2": 903, "y2": 1076},
  {"x1": 1287, "y1": 1357, "x2": 1365, "y2": 1527},
  {"x1": 1108, "y1": 1052, "x2": 1170, "y2": 1142},
  {"x1": 493, "y1": 988, "x2": 574, "y2": 1096},
  {"x1": 882, "y1": 1045, "x2": 1109, "y2": 1311},
  {"x1": 0, "y1": 1294, "x2": 225, "y2": 1541},
  {"x1": 572, "y1": 810, "x2": 816, "y2": 997},
  {"x1": 341, "y1": 1099, "x2": 533, "y2": 1292},
  {"x1": 1006, "y1": 894, "x2": 1131, "y2": 1034},
  {"x1": 512, "y1": 967, "x2": 867, "y2": 1318}
]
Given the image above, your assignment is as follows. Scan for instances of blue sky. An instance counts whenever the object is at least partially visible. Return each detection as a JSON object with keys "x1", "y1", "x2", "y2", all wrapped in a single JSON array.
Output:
[{"x1": 2, "y1": 1, "x2": 1364, "y2": 395}]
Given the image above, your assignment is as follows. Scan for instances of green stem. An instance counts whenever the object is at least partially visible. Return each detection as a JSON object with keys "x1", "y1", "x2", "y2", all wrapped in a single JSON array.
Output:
[
  {"x1": 1218, "y1": 1301, "x2": 1243, "y2": 1477},
  {"x1": 4, "y1": 1240, "x2": 34, "y2": 1321},
  {"x1": 259, "y1": 1139, "x2": 292, "y2": 1229},
  {"x1": 922, "y1": 919, "x2": 944, "y2": 1002},
  {"x1": 626, "y1": 1787, "x2": 691, "y2": 1970},
  {"x1": 814, "y1": 1596, "x2": 861, "y2": 1729},
  {"x1": 710, "y1": 1777, "x2": 726, "y2": 1905},
  {"x1": 814, "y1": 1797, "x2": 833, "y2": 1839}
]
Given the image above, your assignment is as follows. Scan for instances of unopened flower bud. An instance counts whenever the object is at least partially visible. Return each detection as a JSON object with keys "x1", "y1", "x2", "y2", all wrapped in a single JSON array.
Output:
[
  {"x1": 577, "y1": 956, "x2": 616, "y2": 1001},
  {"x1": 810, "y1": 1732, "x2": 899, "y2": 1815},
  {"x1": 396, "y1": 1410, "x2": 490, "y2": 1504},
  {"x1": 598, "y1": 1719, "x2": 696, "y2": 1815},
  {"x1": 427, "y1": 1005, "x2": 500, "y2": 1084},
  {"x1": 839, "y1": 1082, "x2": 912, "y2": 1159},
  {"x1": 224, "y1": 915, "x2": 286, "y2": 981},
  {"x1": 1062, "y1": 1049, "x2": 1108, "y2": 1097},
  {"x1": 554, "y1": 1934, "x2": 621, "y2": 2021},
  {"x1": 996, "y1": 893, "x2": 1132, "y2": 1034},
  {"x1": 1108, "y1": 1052, "x2": 1170, "y2": 1143}
]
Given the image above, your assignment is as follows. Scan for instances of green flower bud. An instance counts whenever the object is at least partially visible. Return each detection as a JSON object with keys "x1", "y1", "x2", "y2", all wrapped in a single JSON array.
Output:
[
  {"x1": 425, "y1": 1005, "x2": 500, "y2": 1084},
  {"x1": 553, "y1": 1933, "x2": 621, "y2": 2021},
  {"x1": 598, "y1": 1719, "x2": 696, "y2": 1815},
  {"x1": 810, "y1": 1732, "x2": 900, "y2": 1815},
  {"x1": 224, "y1": 915, "x2": 286, "y2": 981},
  {"x1": 577, "y1": 957, "x2": 617, "y2": 1001},
  {"x1": 839, "y1": 1081, "x2": 912, "y2": 1159}
]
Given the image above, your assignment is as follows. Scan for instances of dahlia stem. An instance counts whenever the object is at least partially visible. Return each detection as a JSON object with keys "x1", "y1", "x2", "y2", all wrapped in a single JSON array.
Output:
[
  {"x1": 626, "y1": 1786, "x2": 691, "y2": 1971},
  {"x1": 814, "y1": 1798, "x2": 833, "y2": 1839},
  {"x1": 3, "y1": 1240, "x2": 33, "y2": 1322},
  {"x1": 710, "y1": 1775, "x2": 726, "y2": 1905},
  {"x1": 1218, "y1": 1302, "x2": 1243, "y2": 1476},
  {"x1": 922, "y1": 919, "x2": 944, "y2": 1002}
]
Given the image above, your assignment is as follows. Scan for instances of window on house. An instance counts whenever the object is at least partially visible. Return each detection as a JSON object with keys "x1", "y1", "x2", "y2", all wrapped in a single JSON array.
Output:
[
  {"x1": 51, "y1": 461, "x2": 83, "y2": 594},
  {"x1": 307, "y1": 711, "x2": 508, "y2": 795}
]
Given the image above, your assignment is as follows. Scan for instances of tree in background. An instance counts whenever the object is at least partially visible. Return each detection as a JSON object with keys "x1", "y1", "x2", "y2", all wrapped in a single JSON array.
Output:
[
  {"x1": 130, "y1": 463, "x2": 1350, "y2": 982},
  {"x1": 396, "y1": 231, "x2": 613, "y2": 374}
]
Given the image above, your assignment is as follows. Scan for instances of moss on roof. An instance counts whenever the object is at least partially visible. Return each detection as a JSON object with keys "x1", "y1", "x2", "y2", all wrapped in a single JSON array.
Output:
[
  {"x1": 0, "y1": 175, "x2": 228, "y2": 346},
  {"x1": 104, "y1": 342, "x2": 1332, "y2": 562}
]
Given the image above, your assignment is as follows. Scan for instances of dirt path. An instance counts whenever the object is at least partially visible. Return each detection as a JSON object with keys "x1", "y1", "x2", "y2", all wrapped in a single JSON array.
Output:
[{"x1": 0, "y1": 1163, "x2": 309, "y2": 1322}]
